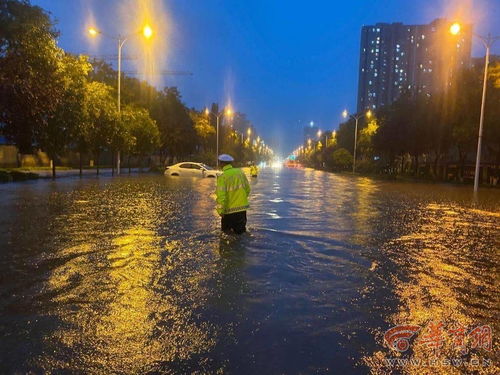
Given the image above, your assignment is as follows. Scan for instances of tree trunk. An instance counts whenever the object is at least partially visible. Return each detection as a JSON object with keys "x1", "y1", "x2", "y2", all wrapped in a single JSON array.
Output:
[
  {"x1": 458, "y1": 148, "x2": 466, "y2": 182},
  {"x1": 128, "y1": 154, "x2": 131, "y2": 174},
  {"x1": 433, "y1": 153, "x2": 440, "y2": 180},
  {"x1": 79, "y1": 152, "x2": 83, "y2": 177},
  {"x1": 52, "y1": 158, "x2": 56, "y2": 180},
  {"x1": 96, "y1": 151, "x2": 100, "y2": 175},
  {"x1": 111, "y1": 151, "x2": 115, "y2": 176}
]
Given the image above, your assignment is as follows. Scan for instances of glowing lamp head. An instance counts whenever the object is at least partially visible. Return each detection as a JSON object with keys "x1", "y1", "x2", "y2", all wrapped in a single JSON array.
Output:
[
  {"x1": 450, "y1": 23, "x2": 461, "y2": 35},
  {"x1": 366, "y1": 110, "x2": 373, "y2": 118},
  {"x1": 88, "y1": 27, "x2": 98, "y2": 37},
  {"x1": 317, "y1": 130, "x2": 322, "y2": 137},
  {"x1": 204, "y1": 108, "x2": 210, "y2": 116},
  {"x1": 247, "y1": 128, "x2": 252, "y2": 135},
  {"x1": 143, "y1": 25, "x2": 153, "y2": 39},
  {"x1": 225, "y1": 108, "x2": 233, "y2": 117},
  {"x1": 342, "y1": 109, "x2": 348, "y2": 119}
]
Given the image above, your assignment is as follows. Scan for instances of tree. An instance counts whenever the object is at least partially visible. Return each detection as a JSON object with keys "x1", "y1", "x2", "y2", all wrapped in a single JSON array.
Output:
[
  {"x1": 0, "y1": 0, "x2": 64, "y2": 154},
  {"x1": 150, "y1": 87, "x2": 196, "y2": 162},
  {"x1": 331, "y1": 148, "x2": 353, "y2": 171},
  {"x1": 84, "y1": 81, "x2": 119, "y2": 174},
  {"x1": 190, "y1": 109, "x2": 215, "y2": 150},
  {"x1": 39, "y1": 54, "x2": 91, "y2": 178},
  {"x1": 121, "y1": 105, "x2": 160, "y2": 170}
]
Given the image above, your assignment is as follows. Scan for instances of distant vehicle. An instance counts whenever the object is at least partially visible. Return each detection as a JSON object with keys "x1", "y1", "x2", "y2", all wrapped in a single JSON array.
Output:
[
  {"x1": 165, "y1": 162, "x2": 221, "y2": 178},
  {"x1": 284, "y1": 160, "x2": 302, "y2": 168}
]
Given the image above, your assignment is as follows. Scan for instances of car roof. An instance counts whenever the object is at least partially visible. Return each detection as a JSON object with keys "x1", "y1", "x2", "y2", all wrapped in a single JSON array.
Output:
[{"x1": 173, "y1": 162, "x2": 202, "y2": 166}]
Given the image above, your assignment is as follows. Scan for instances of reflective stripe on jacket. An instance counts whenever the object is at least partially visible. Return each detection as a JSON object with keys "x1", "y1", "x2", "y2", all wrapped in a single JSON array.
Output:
[{"x1": 216, "y1": 164, "x2": 250, "y2": 215}]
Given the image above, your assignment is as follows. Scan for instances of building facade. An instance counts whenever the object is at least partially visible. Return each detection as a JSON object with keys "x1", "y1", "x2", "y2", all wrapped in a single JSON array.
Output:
[{"x1": 357, "y1": 19, "x2": 472, "y2": 112}]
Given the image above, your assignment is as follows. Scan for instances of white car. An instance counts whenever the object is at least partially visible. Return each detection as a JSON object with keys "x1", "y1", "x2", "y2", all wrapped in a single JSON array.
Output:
[{"x1": 165, "y1": 162, "x2": 221, "y2": 178}]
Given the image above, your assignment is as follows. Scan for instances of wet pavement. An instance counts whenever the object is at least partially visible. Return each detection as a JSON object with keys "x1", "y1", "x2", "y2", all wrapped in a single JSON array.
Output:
[{"x1": 0, "y1": 168, "x2": 498, "y2": 374}]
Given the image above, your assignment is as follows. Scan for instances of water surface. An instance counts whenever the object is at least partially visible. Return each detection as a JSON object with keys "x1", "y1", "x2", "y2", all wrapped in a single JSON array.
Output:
[{"x1": 0, "y1": 168, "x2": 498, "y2": 374}]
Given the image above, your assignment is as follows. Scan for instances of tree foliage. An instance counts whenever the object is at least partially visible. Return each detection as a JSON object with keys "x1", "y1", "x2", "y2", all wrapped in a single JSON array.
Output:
[{"x1": 0, "y1": 0, "x2": 63, "y2": 152}]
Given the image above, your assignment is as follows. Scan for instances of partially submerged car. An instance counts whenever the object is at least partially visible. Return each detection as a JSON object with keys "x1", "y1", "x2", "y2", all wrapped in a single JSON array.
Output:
[{"x1": 164, "y1": 162, "x2": 221, "y2": 178}]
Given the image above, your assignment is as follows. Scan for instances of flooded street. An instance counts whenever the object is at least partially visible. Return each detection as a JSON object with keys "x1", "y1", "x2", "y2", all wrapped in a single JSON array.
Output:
[{"x1": 0, "y1": 168, "x2": 498, "y2": 374}]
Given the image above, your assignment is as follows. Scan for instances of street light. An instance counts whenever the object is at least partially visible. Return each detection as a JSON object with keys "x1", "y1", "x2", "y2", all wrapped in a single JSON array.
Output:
[
  {"x1": 450, "y1": 23, "x2": 499, "y2": 192},
  {"x1": 87, "y1": 24, "x2": 153, "y2": 175},
  {"x1": 205, "y1": 106, "x2": 233, "y2": 168},
  {"x1": 343, "y1": 109, "x2": 372, "y2": 173}
]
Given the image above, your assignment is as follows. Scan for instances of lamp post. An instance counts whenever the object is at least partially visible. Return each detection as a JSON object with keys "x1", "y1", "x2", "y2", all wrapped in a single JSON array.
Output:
[
  {"x1": 343, "y1": 109, "x2": 372, "y2": 173},
  {"x1": 205, "y1": 107, "x2": 233, "y2": 168},
  {"x1": 450, "y1": 23, "x2": 499, "y2": 192},
  {"x1": 88, "y1": 25, "x2": 153, "y2": 175}
]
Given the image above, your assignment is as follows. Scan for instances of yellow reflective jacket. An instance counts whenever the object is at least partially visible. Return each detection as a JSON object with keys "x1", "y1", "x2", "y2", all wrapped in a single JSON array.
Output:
[
  {"x1": 216, "y1": 164, "x2": 250, "y2": 215},
  {"x1": 250, "y1": 165, "x2": 259, "y2": 176}
]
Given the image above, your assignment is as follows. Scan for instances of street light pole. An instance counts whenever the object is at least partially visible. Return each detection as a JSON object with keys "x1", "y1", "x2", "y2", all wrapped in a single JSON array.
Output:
[
  {"x1": 116, "y1": 36, "x2": 127, "y2": 175},
  {"x1": 473, "y1": 34, "x2": 498, "y2": 192},
  {"x1": 88, "y1": 25, "x2": 152, "y2": 176},
  {"x1": 353, "y1": 117, "x2": 359, "y2": 174},
  {"x1": 216, "y1": 115, "x2": 220, "y2": 168},
  {"x1": 206, "y1": 107, "x2": 233, "y2": 168},
  {"x1": 450, "y1": 23, "x2": 499, "y2": 192},
  {"x1": 343, "y1": 110, "x2": 372, "y2": 173}
]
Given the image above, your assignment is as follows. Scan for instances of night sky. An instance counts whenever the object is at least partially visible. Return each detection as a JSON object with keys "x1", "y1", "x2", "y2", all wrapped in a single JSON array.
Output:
[{"x1": 32, "y1": 0, "x2": 500, "y2": 156}]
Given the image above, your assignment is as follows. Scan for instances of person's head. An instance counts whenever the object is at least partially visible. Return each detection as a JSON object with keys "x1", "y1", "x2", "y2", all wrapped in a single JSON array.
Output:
[{"x1": 218, "y1": 154, "x2": 234, "y2": 167}]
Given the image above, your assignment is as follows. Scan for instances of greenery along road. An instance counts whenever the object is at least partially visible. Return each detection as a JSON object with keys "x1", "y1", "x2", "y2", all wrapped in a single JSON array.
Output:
[
  {"x1": 0, "y1": 0, "x2": 271, "y2": 178},
  {"x1": 299, "y1": 69, "x2": 500, "y2": 181}
]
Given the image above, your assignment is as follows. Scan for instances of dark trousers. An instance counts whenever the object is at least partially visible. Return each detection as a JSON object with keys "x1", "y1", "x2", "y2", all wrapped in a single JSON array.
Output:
[{"x1": 221, "y1": 211, "x2": 247, "y2": 234}]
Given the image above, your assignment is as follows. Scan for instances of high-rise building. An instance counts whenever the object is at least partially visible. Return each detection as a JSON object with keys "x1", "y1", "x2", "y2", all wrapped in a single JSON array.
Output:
[
  {"x1": 357, "y1": 19, "x2": 472, "y2": 112},
  {"x1": 303, "y1": 122, "x2": 319, "y2": 145}
]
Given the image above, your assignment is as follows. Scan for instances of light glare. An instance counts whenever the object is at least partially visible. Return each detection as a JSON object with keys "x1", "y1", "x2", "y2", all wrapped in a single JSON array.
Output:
[
  {"x1": 143, "y1": 25, "x2": 153, "y2": 39},
  {"x1": 450, "y1": 22, "x2": 461, "y2": 35}
]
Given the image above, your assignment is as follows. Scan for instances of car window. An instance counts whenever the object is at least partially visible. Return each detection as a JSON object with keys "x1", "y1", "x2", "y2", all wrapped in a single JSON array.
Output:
[
  {"x1": 179, "y1": 163, "x2": 191, "y2": 169},
  {"x1": 191, "y1": 164, "x2": 203, "y2": 170},
  {"x1": 201, "y1": 164, "x2": 214, "y2": 170}
]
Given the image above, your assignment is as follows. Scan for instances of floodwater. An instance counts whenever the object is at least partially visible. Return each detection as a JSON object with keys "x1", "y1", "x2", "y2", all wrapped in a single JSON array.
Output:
[{"x1": 0, "y1": 168, "x2": 498, "y2": 374}]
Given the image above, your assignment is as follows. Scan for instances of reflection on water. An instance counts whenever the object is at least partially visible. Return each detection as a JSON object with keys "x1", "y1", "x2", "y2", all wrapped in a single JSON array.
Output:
[
  {"x1": 0, "y1": 170, "x2": 498, "y2": 374},
  {"x1": 365, "y1": 203, "x2": 499, "y2": 375}
]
